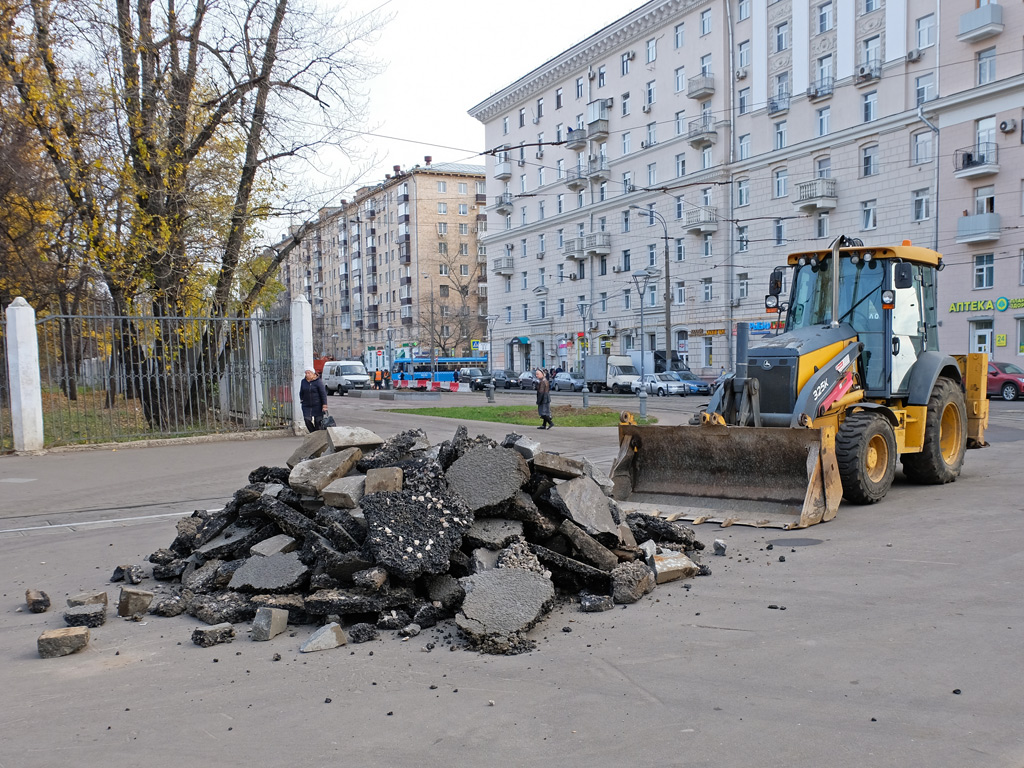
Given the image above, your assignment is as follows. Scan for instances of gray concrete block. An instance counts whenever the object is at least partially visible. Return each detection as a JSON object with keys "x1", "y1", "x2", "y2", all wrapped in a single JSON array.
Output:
[
  {"x1": 653, "y1": 550, "x2": 699, "y2": 584},
  {"x1": 456, "y1": 569, "x2": 555, "y2": 653},
  {"x1": 67, "y1": 591, "x2": 109, "y2": 608},
  {"x1": 321, "y1": 475, "x2": 365, "y2": 508},
  {"x1": 288, "y1": 447, "x2": 362, "y2": 496},
  {"x1": 550, "y1": 476, "x2": 622, "y2": 542},
  {"x1": 558, "y1": 519, "x2": 619, "y2": 572},
  {"x1": 25, "y1": 589, "x2": 50, "y2": 613},
  {"x1": 117, "y1": 587, "x2": 155, "y2": 617},
  {"x1": 510, "y1": 436, "x2": 541, "y2": 461},
  {"x1": 300, "y1": 623, "x2": 347, "y2": 652},
  {"x1": 38, "y1": 627, "x2": 89, "y2": 658},
  {"x1": 286, "y1": 430, "x2": 329, "y2": 468},
  {"x1": 192, "y1": 622, "x2": 236, "y2": 647},
  {"x1": 532, "y1": 452, "x2": 586, "y2": 480},
  {"x1": 251, "y1": 606, "x2": 289, "y2": 641},
  {"x1": 250, "y1": 534, "x2": 297, "y2": 558},
  {"x1": 364, "y1": 467, "x2": 403, "y2": 494},
  {"x1": 326, "y1": 426, "x2": 385, "y2": 452},
  {"x1": 63, "y1": 603, "x2": 106, "y2": 628},
  {"x1": 582, "y1": 456, "x2": 615, "y2": 497}
]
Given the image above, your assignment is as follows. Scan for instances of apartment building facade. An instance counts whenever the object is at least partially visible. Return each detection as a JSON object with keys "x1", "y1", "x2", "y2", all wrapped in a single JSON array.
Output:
[
  {"x1": 469, "y1": 0, "x2": 1024, "y2": 375},
  {"x1": 277, "y1": 161, "x2": 488, "y2": 368}
]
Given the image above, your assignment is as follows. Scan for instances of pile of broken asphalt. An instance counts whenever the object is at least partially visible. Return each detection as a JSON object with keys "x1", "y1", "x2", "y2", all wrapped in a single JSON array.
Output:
[{"x1": 31, "y1": 424, "x2": 709, "y2": 658}]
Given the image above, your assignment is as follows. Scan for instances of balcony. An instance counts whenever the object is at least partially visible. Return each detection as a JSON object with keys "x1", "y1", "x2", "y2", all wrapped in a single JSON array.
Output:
[
  {"x1": 565, "y1": 165, "x2": 588, "y2": 191},
  {"x1": 683, "y1": 206, "x2": 718, "y2": 234},
  {"x1": 956, "y1": 212, "x2": 1001, "y2": 244},
  {"x1": 954, "y1": 143, "x2": 999, "y2": 179},
  {"x1": 476, "y1": 253, "x2": 488, "y2": 265},
  {"x1": 794, "y1": 177, "x2": 838, "y2": 212},
  {"x1": 400, "y1": 251, "x2": 411, "y2": 266},
  {"x1": 767, "y1": 92, "x2": 790, "y2": 115},
  {"x1": 807, "y1": 77, "x2": 834, "y2": 100},
  {"x1": 586, "y1": 157, "x2": 610, "y2": 182},
  {"x1": 366, "y1": 208, "x2": 376, "y2": 219},
  {"x1": 584, "y1": 232, "x2": 612, "y2": 256},
  {"x1": 401, "y1": 316, "x2": 412, "y2": 326},
  {"x1": 687, "y1": 73, "x2": 715, "y2": 99},
  {"x1": 492, "y1": 256, "x2": 515, "y2": 275},
  {"x1": 854, "y1": 59, "x2": 882, "y2": 85},
  {"x1": 494, "y1": 161, "x2": 512, "y2": 180},
  {"x1": 400, "y1": 276, "x2": 411, "y2": 286},
  {"x1": 397, "y1": 193, "x2": 409, "y2": 204},
  {"x1": 475, "y1": 193, "x2": 487, "y2": 205},
  {"x1": 477, "y1": 273, "x2": 487, "y2": 283},
  {"x1": 494, "y1": 192, "x2": 514, "y2": 214},
  {"x1": 687, "y1": 115, "x2": 717, "y2": 147},
  {"x1": 397, "y1": 233, "x2": 410, "y2": 245},
  {"x1": 398, "y1": 213, "x2": 410, "y2": 225},
  {"x1": 958, "y1": 3, "x2": 1003, "y2": 42},
  {"x1": 400, "y1": 296, "x2": 412, "y2": 305},
  {"x1": 563, "y1": 237, "x2": 586, "y2": 261},
  {"x1": 565, "y1": 129, "x2": 588, "y2": 151},
  {"x1": 366, "y1": 246, "x2": 377, "y2": 257},
  {"x1": 587, "y1": 119, "x2": 609, "y2": 143}
]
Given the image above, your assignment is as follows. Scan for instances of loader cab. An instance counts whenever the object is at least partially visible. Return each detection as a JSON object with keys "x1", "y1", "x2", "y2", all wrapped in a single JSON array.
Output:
[{"x1": 780, "y1": 247, "x2": 938, "y2": 398}]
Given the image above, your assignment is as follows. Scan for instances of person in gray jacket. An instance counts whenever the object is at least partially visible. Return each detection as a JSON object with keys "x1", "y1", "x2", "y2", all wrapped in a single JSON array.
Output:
[{"x1": 535, "y1": 368, "x2": 553, "y2": 429}]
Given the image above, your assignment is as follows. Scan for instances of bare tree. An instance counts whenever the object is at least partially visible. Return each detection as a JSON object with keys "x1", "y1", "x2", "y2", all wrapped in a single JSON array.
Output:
[{"x1": 418, "y1": 245, "x2": 486, "y2": 358}]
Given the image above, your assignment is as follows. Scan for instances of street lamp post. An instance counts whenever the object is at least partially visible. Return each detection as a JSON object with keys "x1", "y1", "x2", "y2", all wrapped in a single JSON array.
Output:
[
  {"x1": 486, "y1": 314, "x2": 499, "y2": 370},
  {"x1": 632, "y1": 269, "x2": 655, "y2": 418},
  {"x1": 631, "y1": 205, "x2": 671, "y2": 369},
  {"x1": 576, "y1": 301, "x2": 591, "y2": 408},
  {"x1": 422, "y1": 273, "x2": 436, "y2": 382}
]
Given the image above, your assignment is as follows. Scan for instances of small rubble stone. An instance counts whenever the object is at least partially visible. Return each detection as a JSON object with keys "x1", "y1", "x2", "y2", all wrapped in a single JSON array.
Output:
[
  {"x1": 251, "y1": 607, "x2": 289, "y2": 641},
  {"x1": 25, "y1": 589, "x2": 51, "y2": 613},
  {"x1": 713, "y1": 539, "x2": 727, "y2": 556},
  {"x1": 377, "y1": 610, "x2": 411, "y2": 630},
  {"x1": 192, "y1": 622, "x2": 236, "y2": 647},
  {"x1": 426, "y1": 574, "x2": 465, "y2": 610},
  {"x1": 250, "y1": 534, "x2": 297, "y2": 558},
  {"x1": 579, "y1": 593, "x2": 615, "y2": 612},
  {"x1": 581, "y1": 456, "x2": 615, "y2": 497},
  {"x1": 67, "y1": 591, "x2": 108, "y2": 608},
  {"x1": 111, "y1": 564, "x2": 145, "y2": 584},
  {"x1": 189, "y1": 592, "x2": 255, "y2": 625},
  {"x1": 398, "y1": 623, "x2": 421, "y2": 638},
  {"x1": 465, "y1": 518, "x2": 524, "y2": 550},
  {"x1": 412, "y1": 604, "x2": 446, "y2": 629},
  {"x1": 286, "y1": 430, "x2": 330, "y2": 468},
  {"x1": 472, "y1": 548, "x2": 500, "y2": 573},
  {"x1": 63, "y1": 603, "x2": 106, "y2": 628},
  {"x1": 496, "y1": 539, "x2": 545, "y2": 575},
  {"x1": 325, "y1": 426, "x2": 385, "y2": 453},
  {"x1": 558, "y1": 520, "x2": 619, "y2": 572},
  {"x1": 118, "y1": 587, "x2": 155, "y2": 617},
  {"x1": 300, "y1": 623, "x2": 348, "y2": 652},
  {"x1": 456, "y1": 569, "x2": 555, "y2": 655},
  {"x1": 147, "y1": 548, "x2": 178, "y2": 566},
  {"x1": 347, "y1": 623, "x2": 379, "y2": 644},
  {"x1": 509, "y1": 435, "x2": 541, "y2": 461},
  {"x1": 610, "y1": 561, "x2": 656, "y2": 604},
  {"x1": 352, "y1": 567, "x2": 389, "y2": 591},
  {"x1": 228, "y1": 552, "x2": 310, "y2": 594},
  {"x1": 638, "y1": 539, "x2": 658, "y2": 567},
  {"x1": 653, "y1": 550, "x2": 699, "y2": 584},
  {"x1": 151, "y1": 594, "x2": 189, "y2": 617},
  {"x1": 38, "y1": 627, "x2": 89, "y2": 658},
  {"x1": 288, "y1": 447, "x2": 362, "y2": 496},
  {"x1": 321, "y1": 476, "x2": 365, "y2": 509},
  {"x1": 364, "y1": 467, "x2": 403, "y2": 494},
  {"x1": 153, "y1": 560, "x2": 188, "y2": 580},
  {"x1": 446, "y1": 446, "x2": 529, "y2": 514},
  {"x1": 532, "y1": 452, "x2": 586, "y2": 480}
]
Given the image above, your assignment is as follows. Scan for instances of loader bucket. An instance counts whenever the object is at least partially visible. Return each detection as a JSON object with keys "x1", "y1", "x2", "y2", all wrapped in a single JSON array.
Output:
[{"x1": 609, "y1": 423, "x2": 841, "y2": 529}]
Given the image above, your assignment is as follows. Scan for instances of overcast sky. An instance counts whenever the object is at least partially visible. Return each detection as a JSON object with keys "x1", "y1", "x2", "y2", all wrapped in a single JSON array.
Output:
[{"x1": 295, "y1": 0, "x2": 635, "y2": 215}]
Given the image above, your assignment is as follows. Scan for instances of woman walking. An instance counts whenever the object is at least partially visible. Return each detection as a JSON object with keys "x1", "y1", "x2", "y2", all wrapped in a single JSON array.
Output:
[
  {"x1": 535, "y1": 368, "x2": 553, "y2": 429},
  {"x1": 299, "y1": 368, "x2": 328, "y2": 432}
]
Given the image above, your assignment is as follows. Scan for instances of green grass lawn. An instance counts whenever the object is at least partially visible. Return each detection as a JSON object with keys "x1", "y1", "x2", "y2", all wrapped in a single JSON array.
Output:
[{"x1": 384, "y1": 403, "x2": 657, "y2": 428}]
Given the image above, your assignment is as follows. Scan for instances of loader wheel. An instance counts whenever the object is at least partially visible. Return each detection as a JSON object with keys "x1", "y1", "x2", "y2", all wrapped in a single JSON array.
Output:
[
  {"x1": 837, "y1": 411, "x2": 896, "y2": 504},
  {"x1": 901, "y1": 377, "x2": 966, "y2": 485}
]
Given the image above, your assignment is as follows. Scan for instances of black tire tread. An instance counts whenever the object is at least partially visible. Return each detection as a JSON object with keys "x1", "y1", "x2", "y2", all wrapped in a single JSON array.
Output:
[
  {"x1": 901, "y1": 377, "x2": 967, "y2": 484},
  {"x1": 836, "y1": 411, "x2": 896, "y2": 504}
]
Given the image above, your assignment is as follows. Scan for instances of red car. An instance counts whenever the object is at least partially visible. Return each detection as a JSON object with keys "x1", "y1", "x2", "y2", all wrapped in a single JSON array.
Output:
[{"x1": 988, "y1": 361, "x2": 1024, "y2": 401}]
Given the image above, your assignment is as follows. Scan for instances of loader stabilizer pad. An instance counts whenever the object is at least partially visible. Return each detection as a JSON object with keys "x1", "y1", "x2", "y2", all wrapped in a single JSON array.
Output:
[{"x1": 610, "y1": 424, "x2": 841, "y2": 529}]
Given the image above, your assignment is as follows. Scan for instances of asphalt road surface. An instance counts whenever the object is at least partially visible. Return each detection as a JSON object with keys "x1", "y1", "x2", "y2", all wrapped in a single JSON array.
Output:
[{"x1": 1, "y1": 396, "x2": 1022, "y2": 767}]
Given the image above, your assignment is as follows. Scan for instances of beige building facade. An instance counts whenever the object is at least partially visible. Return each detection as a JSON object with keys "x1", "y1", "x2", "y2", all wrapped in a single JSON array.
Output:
[
  {"x1": 469, "y1": 0, "x2": 1024, "y2": 375},
  {"x1": 277, "y1": 161, "x2": 488, "y2": 369}
]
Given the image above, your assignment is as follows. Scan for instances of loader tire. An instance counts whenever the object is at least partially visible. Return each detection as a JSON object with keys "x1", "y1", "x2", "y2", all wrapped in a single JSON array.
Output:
[
  {"x1": 837, "y1": 411, "x2": 896, "y2": 504},
  {"x1": 901, "y1": 377, "x2": 966, "y2": 485}
]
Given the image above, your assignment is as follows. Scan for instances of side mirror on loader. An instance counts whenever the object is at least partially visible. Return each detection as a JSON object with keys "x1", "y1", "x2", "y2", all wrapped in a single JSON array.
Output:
[
  {"x1": 893, "y1": 262, "x2": 914, "y2": 289},
  {"x1": 768, "y1": 268, "x2": 784, "y2": 296}
]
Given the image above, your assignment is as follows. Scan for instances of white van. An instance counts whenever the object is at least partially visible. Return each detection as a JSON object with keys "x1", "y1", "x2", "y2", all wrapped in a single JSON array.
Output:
[{"x1": 321, "y1": 360, "x2": 369, "y2": 394}]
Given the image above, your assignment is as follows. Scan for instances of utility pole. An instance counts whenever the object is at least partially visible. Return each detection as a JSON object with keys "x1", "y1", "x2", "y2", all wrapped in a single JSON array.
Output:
[{"x1": 632, "y1": 206, "x2": 671, "y2": 368}]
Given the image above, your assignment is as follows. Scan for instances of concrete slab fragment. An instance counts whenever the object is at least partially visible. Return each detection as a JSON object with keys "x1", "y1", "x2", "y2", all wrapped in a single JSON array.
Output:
[
  {"x1": 532, "y1": 452, "x2": 586, "y2": 480},
  {"x1": 582, "y1": 456, "x2": 615, "y2": 497},
  {"x1": 192, "y1": 622, "x2": 236, "y2": 647},
  {"x1": 456, "y1": 569, "x2": 555, "y2": 654},
  {"x1": 228, "y1": 552, "x2": 310, "y2": 594},
  {"x1": 321, "y1": 475, "x2": 365, "y2": 508},
  {"x1": 117, "y1": 587, "x2": 155, "y2": 617},
  {"x1": 63, "y1": 603, "x2": 106, "y2": 628},
  {"x1": 38, "y1": 627, "x2": 89, "y2": 658},
  {"x1": 250, "y1": 534, "x2": 297, "y2": 558},
  {"x1": 653, "y1": 550, "x2": 699, "y2": 584},
  {"x1": 288, "y1": 447, "x2": 362, "y2": 496},
  {"x1": 550, "y1": 476, "x2": 620, "y2": 541},
  {"x1": 286, "y1": 430, "x2": 329, "y2": 468},
  {"x1": 251, "y1": 606, "x2": 289, "y2": 641},
  {"x1": 25, "y1": 589, "x2": 50, "y2": 613},
  {"x1": 67, "y1": 591, "x2": 108, "y2": 608},
  {"x1": 610, "y1": 561, "x2": 655, "y2": 604},
  {"x1": 300, "y1": 623, "x2": 348, "y2": 652},
  {"x1": 558, "y1": 519, "x2": 619, "y2": 572},
  {"x1": 464, "y1": 518, "x2": 524, "y2": 550},
  {"x1": 364, "y1": 467, "x2": 403, "y2": 494},
  {"x1": 325, "y1": 426, "x2": 385, "y2": 452}
]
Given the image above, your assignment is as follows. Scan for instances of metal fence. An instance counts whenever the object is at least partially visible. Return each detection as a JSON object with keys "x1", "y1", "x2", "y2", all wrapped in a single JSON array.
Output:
[
  {"x1": 0, "y1": 318, "x2": 12, "y2": 453},
  {"x1": 35, "y1": 312, "x2": 292, "y2": 446}
]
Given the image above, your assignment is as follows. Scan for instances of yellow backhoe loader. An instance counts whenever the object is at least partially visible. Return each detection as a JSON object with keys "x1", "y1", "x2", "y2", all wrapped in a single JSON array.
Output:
[{"x1": 610, "y1": 236, "x2": 989, "y2": 529}]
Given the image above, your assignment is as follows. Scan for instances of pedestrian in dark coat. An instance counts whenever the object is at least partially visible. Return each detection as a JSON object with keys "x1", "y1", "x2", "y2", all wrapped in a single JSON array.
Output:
[
  {"x1": 535, "y1": 368, "x2": 553, "y2": 429},
  {"x1": 299, "y1": 368, "x2": 328, "y2": 433}
]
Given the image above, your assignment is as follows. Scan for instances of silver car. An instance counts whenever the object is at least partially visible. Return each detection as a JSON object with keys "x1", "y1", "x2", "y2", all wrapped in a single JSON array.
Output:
[{"x1": 632, "y1": 372, "x2": 689, "y2": 396}]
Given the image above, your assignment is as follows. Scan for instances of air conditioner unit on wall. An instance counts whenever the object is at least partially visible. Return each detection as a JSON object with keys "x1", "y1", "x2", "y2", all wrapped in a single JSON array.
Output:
[
  {"x1": 857, "y1": 64, "x2": 872, "y2": 79},
  {"x1": 612, "y1": 265, "x2": 623, "y2": 273},
  {"x1": 642, "y1": 104, "x2": 652, "y2": 114},
  {"x1": 735, "y1": 68, "x2": 748, "y2": 80},
  {"x1": 999, "y1": 118, "x2": 1017, "y2": 133},
  {"x1": 807, "y1": 86, "x2": 819, "y2": 98},
  {"x1": 569, "y1": 274, "x2": 578, "y2": 280},
  {"x1": 626, "y1": 50, "x2": 635, "y2": 61},
  {"x1": 906, "y1": 48, "x2": 922, "y2": 63}
]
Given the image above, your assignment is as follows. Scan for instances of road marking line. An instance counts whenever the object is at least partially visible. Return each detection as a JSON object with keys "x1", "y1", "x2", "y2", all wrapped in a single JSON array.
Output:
[{"x1": 0, "y1": 511, "x2": 187, "y2": 534}]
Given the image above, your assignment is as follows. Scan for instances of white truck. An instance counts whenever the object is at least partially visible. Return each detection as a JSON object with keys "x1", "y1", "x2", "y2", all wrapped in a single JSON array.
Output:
[{"x1": 584, "y1": 354, "x2": 639, "y2": 394}]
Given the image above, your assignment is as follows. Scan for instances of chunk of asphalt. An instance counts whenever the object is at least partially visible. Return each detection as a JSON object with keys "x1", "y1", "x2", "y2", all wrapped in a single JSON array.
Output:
[
  {"x1": 192, "y1": 622, "x2": 236, "y2": 647},
  {"x1": 228, "y1": 552, "x2": 310, "y2": 594},
  {"x1": 610, "y1": 560, "x2": 656, "y2": 604},
  {"x1": 63, "y1": 603, "x2": 106, "y2": 628},
  {"x1": 445, "y1": 446, "x2": 529, "y2": 515},
  {"x1": 464, "y1": 518, "x2": 525, "y2": 550},
  {"x1": 25, "y1": 589, "x2": 51, "y2": 613},
  {"x1": 456, "y1": 569, "x2": 555, "y2": 654}
]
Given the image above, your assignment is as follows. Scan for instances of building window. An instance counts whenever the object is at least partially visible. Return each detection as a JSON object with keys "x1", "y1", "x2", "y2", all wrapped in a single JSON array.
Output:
[
  {"x1": 437, "y1": 222, "x2": 448, "y2": 235},
  {"x1": 862, "y1": 200, "x2": 877, "y2": 230},
  {"x1": 775, "y1": 22, "x2": 789, "y2": 52},
  {"x1": 437, "y1": 202, "x2": 447, "y2": 215},
  {"x1": 738, "y1": 0, "x2": 750, "y2": 21},
  {"x1": 676, "y1": 281, "x2": 686, "y2": 304},
  {"x1": 621, "y1": 131, "x2": 632, "y2": 155},
  {"x1": 621, "y1": 92, "x2": 630, "y2": 116},
  {"x1": 737, "y1": 178, "x2": 750, "y2": 207},
  {"x1": 674, "y1": 67, "x2": 686, "y2": 93},
  {"x1": 522, "y1": 304, "x2": 528, "y2": 322},
  {"x1": 700, "y1": 9, "x2": 711, "y2": 35},
  {"x1": 599, "y1": 291, "x2": 608, "y2": 312},
  {"x1": 737, "y1": 226, "x2": 749, "y2": 252},
  {"x1": 912, "y1": 189, "x2": 931, "y2": 222},
  {"x1": 702, "y1": 234, "x2": 713, "y2": 258},
  {"x1": 862, "y1": 145, "x2": 878, "y2": 177},
  {"x1": 648, "y1": 244, "x2": 657, "y2": 266},
  {"x1": 916, "y1": 74, "x2": 935, "y2": 105},
  {"x1": 738, "y1": 273, "x2": 749, "y2": 299},
  {"x1": 439, "y1": 263, "x2": 449, "y2": 276},
  {"x1": 597, "y1": 66, "x2": 606, "y2": 87},
  {"x1": 621, "y1": 52, "x2": 631, "y2": 76},
  {"x1": 738, "y1": 40, "x2": 750, "y2": 68},
  {"x1": 647, "y1": 163, "x2": 657, "y2": 186},
  {"x1": 518, "y1": 108, "x2": 526, "y2": 128},
  {"x1": 863, "y1": 91, "x2": 877, "y2": 122},
  {"x1": 701, "y1": 146, "x2": 712, "y2": 170},
  {"x1": 774, "y1": 218, "x2": 785, "y2": 245},
  {"x1": 816, "y1": 211, "x2": 830, "y2": 239},
  {"x1": 818, "y1": 2, "x2": 834, "y2": 33},
  {"x1": 774, "y1": 120, "x2": 787, "y2": 149},
  {"x1": 676, "y1": 238, "x2": 685, "y2": 261},
  {"x1": 599, "y1": 256, "x2": 607, "y2": 276},
  {"x1": 738, "y1": 88, "x2": 751, "y2": 115},
  {"x1": 774, "y1": 168, "x2": 788, "y2": 198},
  {"x1": 912, "y1": 132, "x2": 932, "y2": 164},
  {"x1": 738, "y1": 133, "x2": 750, "y2": 160},
  {"x1": 864, "y1": 0, "x2": 878, "y2": 12},
  {"x1": 504, "y1": 278, "x2": 511, "y2": 293},
  {"x1": 555, "y1": 87, "x2": 563, "y2": 109},
  {"x1": 575, "y1": 77, "x2": 584, "y2": 99},
  {"x1": 437, "y1": 181, "x2": 447, "y2": 193},
  {"x1": 521, "y1": 271, "x2": 528, "y2": 290},
  {"x1": 645, "y1": 80, "x2": 656, "y2": 105},
  {"x1": 977, "y1": 48, "x2": 996, "y2": 85},
  {"x1": 817, "y1": 107, "x2": 830, "y2": 137},
  {"x1": 974, "y1": 185, "x2": 995, "y2": 215},
  {"x1": 622, "y1": 211, "x2": 631, "y2": 232},
  {"x1": 648, "y1": 285, "x2": 657, "y2": 307},
  {"x1": 916, "y1": 14, "x2": 935, "y2": 48},
  {"x1": 646, "y1": 122, "x2": 657, "y2": 146},
  {"x1": 817, "y1": 156, "x2": 832, "y2": 178},
  {"x1": 702, "y1": 278, "x2": 713, "y2": 302},
  {"x1": 675, "y1": 111, "x2": 685, "y2": 135},
  {"x1": 459, "y1": 223, "x2": 469, "y2": 235},
  {"x1": 646, "y1": 38, "x2": 657, "y2": 63},
  {"x1": 700, "y1": 54, "x2": 712, "y2": 76},
  {"x1": 863, "y1": 35, "x2": 880, "y2": 64},
  {"x1": 675, "y1": 196, "x2": 684, "y2": 219},
  {"x1": 536, "y1": 98, "x2": 544, "y2": 119},
  {"x1": 557, "y1": 263, "x2": 564, "y2": 282},
  {"x1": 974, "y1": 254, "x2": 994, "y2": 289},
  {"x1": 502, "y1": 116, "x2": 509, "y2": 135},
  {"x1": 674, "y1": 23, "x2": 684, "y2": 48}
]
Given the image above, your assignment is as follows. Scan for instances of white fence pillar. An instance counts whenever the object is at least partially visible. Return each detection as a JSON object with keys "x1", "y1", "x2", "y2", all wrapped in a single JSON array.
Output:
[
  {"x1": 290, "y1": 296, "x2": 313, "y2": 435},
  {"x1": 6, "y1": 297, "x2": 44, "y2": 452},
  {"x1": 248, "y1": 309, "x2": 266, "y2": 427}
]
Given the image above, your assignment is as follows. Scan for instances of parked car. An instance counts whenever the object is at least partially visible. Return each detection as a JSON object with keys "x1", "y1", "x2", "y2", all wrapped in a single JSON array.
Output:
[
  {"x1": 672, "y1": 370, "x2": 713, "y2": 396},
  {"x1": 552, "y1": 371, "x2": 584, "y2": 392},
  {"x1": 491, "y1": 369, "x2": 521, "y2": 389},
  {"x1": 988, "y1": 361, "x2": 1024, "y2": 401},
  {"x1": 518, "y1": 370, "x2": 538, "y2": 390},
  {"x1": 631, "y1": 372, "x2": 689, "y2": 396},
  {"x1": 458, "y1": 367, "x2": 492, "y2": 391}
]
